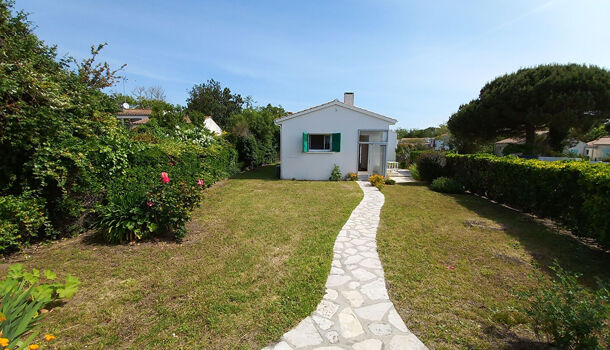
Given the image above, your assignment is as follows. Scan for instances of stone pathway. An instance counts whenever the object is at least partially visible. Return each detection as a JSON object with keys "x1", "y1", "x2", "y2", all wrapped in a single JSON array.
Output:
[
  {"x1": 388, "y1": 169, "x2": 417, "y2": 184},
  {"x1": 263, "y1": 181, "x2": 427, "y2": 350}
]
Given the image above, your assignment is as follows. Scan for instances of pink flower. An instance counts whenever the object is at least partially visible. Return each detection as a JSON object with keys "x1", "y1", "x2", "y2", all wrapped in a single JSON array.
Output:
[
  {"x1": 445, "y1": 265, "x2": 455, "y2": 270},
  {"x1": 170, "y1": 162, "x2": 175, "y2": 166},
  {"x1": 147, "y1": 201, "x2": 154, "y2": 207},
  {"x1": 160, "y1": 172, "x2": 170, "y2": 184},
  {"x1": 197, "y1": 179, "x2": 204, "y2": 187}
]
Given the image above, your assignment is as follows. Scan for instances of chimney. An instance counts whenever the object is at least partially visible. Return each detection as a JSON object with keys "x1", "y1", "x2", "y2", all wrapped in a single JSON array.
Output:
[{"x1": 344, "y1": 92, "x2": 354, "y2": 106}]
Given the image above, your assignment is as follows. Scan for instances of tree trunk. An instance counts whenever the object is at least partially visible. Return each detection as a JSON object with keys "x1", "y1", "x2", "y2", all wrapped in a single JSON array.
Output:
[{"x1": 525, "y1": 124, "x2": 536, "y2": 155}]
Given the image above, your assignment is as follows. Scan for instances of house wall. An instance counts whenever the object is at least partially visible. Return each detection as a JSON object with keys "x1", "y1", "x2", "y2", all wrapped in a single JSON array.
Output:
[
  {"x1": 586, "y1": 145, "x2": 610, "y2": 161},
  {"x1": 494, "y1": 143, "x2": 509, "y2": 156},
  {"x1": 387, "y1": 130, "x2": 397, "y2": 162},
  {"x1": 279, "y1": 105, "x2": 392, "y2": 180},
  {"x1": 566, "y1": 141, "x2": 586, "y2": 155},
  {"x1": 203, "y1": 117, "x2": 222, "y2": 135}
]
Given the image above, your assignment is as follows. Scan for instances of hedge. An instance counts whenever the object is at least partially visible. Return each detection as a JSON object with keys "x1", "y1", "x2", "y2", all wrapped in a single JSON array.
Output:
[
  {"x1": 409, "y1": 150, "x2": 425, "y2": 164},
  {"x1": 446, "y1": 154, "x2": 610, "y2": 249}
]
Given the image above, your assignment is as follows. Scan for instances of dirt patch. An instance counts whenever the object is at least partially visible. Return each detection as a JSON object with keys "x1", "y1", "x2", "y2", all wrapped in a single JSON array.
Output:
[{"x1": 464, "y1": 219, "x2": 506, "y2": 231}]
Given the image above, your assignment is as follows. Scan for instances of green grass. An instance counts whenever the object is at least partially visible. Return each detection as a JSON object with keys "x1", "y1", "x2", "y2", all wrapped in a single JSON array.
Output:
[
  {"x1": 0, "y1": 166, "x2": 362, "y2": 349},
  {"x1": 378, "y1": 183, "x2": 610, "y2": 350}
]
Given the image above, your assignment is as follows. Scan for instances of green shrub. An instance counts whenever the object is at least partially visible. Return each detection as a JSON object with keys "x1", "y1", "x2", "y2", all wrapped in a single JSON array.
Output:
[
  {"x1": 408, "y1": 163, "x2": 421, "y2": 180},
  {"x1": 384, "y1": 177, "x2": 396, "y2": 185},
  {"x1": 430, "y1": 177, "x2": 465, "y2": 194},
  {"x1": 409, "y1": 150, "x2": 424, "y2": 164},
  {"x1": 0, "y1": 1, "x2": 240, "y2": 253},
  {"x1": 416, "y1": 151, "x2": 448, "y2": 182},
  {"x1": 369, "y1": 174, "x2": 384, "y2": 189},
  {"x1": 0, "y1": 193, "x2": 56, "y2": 254},
  {"x1": 524, "y1": 262, "x2": 609, "y2": 349},
  {"x1": 0, "y1": 264, "x2": 80, "y2": 347},
  {"x1": 329, "y1": 164, "x2": 342, "y2": 181},
  {"x1": 447, "y1": 154, "x2": 610, "y2": 248}
]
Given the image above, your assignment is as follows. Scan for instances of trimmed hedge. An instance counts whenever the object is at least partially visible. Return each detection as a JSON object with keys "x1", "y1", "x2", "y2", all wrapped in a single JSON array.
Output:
[
  {"x1": 416, "y1": 151, "x2": 449, "y2": 182},
  {"x1": 446, "y1": 154, "x2": 610, "y2": 248}
]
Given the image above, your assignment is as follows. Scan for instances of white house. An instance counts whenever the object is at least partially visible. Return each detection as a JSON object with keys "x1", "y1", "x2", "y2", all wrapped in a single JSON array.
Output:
[
  {"x1": 274, "y1": 93, "x2": 398, "y2": 180},
  {"x1": 585, "y1": 136, "x2": 610, "y2": 161},
  {"x1": 202, "y1": 116, "x2": 223, "y2": 135}
]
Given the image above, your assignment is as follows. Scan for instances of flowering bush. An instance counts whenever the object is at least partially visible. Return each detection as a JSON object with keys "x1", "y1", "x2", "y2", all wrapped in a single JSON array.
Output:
[
  {"x1": 346, "y1": 173, "x2": 359, "y2": 181},
  {"x1": 95, "y1": 138, "x2": 236, "y2": 243},
  {"x1": 97, "y1": 169, "x2": 205, "y2": 242},
  {"x1": 369, "y1": 174, "x2": 385, "y2": 189}
]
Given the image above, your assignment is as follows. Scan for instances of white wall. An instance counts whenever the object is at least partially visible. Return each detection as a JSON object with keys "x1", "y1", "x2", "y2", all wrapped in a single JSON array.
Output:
[
  {"x1": 204, "y1": 117, "x2": 223, "y2": 135},
  {"x1": 279, "y1": 104, "x2": 392, "y2": 180},
  {"x1": 387, "y1": 130, "x2": 397, "y2": 161}
]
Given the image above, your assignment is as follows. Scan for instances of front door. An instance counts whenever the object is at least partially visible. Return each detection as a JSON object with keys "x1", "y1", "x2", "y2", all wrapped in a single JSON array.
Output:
[{"x1": 358, "y1": 144, "x2": 369, "y2": 171}]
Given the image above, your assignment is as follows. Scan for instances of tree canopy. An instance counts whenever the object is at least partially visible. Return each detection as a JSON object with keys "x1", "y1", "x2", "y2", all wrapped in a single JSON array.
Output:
[
  {"x1": 396, "y1": 124, "x2": 448, "y2": 139},
  {"x1": 186, "y1": 79, "x2": 248, "y2": 129},
  {"x1": 226, "y1": 104, "x2": 285, "y2": 169},
  {"x1": 448, "y1": 64, "x2": 610, "y2": 153}
]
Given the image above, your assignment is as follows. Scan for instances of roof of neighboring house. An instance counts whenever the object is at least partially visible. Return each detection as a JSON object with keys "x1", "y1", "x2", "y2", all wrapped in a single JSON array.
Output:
[
  {"x1": 586, "y1": 136, "x2": 610, "y2": 147},
  {"x1": 496, "y1": 131, "x2": 548, "y2": 144},
  {"x1": 399, "y1": 138, "x2": 429, "y2": 144},
  {"x1": 130, "y1": 118, "x2": 150, "y2": 125},
  {"x1": 274, "y1": 99, "x2": 397, "y2": 125},
  {"x1": 116, "y1": 108, "x2": 153, "y2": 117}
]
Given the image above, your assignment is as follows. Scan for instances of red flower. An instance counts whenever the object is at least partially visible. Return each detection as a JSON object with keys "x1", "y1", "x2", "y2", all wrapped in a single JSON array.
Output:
[
  {"x1": 445, "y1": 265, "x2": 455, "y2": 270},
  {"x1": 160, "y1": 172, "x2": 170, "y2": 184},
  {"x1": 147, "y1": 201, "x2": 154, "y2": 207},
  {"x1": 197, "y1": 179, "x2": 204, "y2": 187}
]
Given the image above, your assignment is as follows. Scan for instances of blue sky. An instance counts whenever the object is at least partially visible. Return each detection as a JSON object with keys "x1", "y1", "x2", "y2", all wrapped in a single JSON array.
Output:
[{"x1": 15, "y1": 0, "x2": 610, "y2": 128}]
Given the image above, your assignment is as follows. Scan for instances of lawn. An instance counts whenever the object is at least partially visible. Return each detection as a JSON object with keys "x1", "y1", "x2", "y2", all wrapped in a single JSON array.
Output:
[
  {"x1": 377, "y1": 183, "x2": 610, "y2": 350},
  {"x1": 0, "y1": 166, "x2": 362, "y2": 349}
]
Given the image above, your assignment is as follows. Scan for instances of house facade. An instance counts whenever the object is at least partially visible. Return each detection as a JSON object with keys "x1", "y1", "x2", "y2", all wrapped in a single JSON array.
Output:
[
  {"x1": 585, "y1": 136, "x2": 610, "y2": 161},
  {"x1": 274, "y1": 93, "x2": 397, "y2": 180}
]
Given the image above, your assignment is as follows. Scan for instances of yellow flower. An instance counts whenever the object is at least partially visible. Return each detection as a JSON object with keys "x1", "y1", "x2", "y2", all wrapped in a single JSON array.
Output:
[
  {"x1": 0, "y1": 312, "x2": 5, "y2": 322},
  {"x1": 45, "y1": 334, "x2": 56, "y2": 341},
  {"x1": 0, "y1": 338, "x2": 8, "y2": 347},
  {"x1": 29, "y1": 345, "x2": 39, "y2": 350}
]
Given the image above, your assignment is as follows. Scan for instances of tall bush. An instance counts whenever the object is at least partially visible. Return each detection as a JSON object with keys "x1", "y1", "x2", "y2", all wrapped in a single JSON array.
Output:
[
  {"x1": 447, "y1": 154, "x2": 610, "y2": 248},
  {"x1": 416, "y1": 151, "x2": 448, "y2": 182}
]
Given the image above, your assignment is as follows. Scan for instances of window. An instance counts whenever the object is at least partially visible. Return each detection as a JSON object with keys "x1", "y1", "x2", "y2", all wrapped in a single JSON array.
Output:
[
  {"x1": 302, "y1": 132, "x2": 341, "y2": 152},
  {"x1": 309, "y1": 134, "x2": 331, "y2": 151}
]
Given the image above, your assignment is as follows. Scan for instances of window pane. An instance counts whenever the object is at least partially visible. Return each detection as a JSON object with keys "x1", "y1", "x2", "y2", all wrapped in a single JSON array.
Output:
[
  {"x1": 359, "y1": 131, "x2": 387, "y2": 142},
  {"x1": 310, "y1": 134, "x2": 330, "y2": 150}
]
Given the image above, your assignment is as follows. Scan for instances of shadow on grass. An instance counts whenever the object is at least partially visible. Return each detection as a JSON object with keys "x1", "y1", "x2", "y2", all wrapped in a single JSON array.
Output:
[
  {"x1": 80, "y1": 229, "x2": 181, "y2": 247},
  {"x1": 231, "y1": 164, "x2": 279, "y2": 180},
  {"x1": 448, "y1": 192, "x2": 610, "y2": 286}
]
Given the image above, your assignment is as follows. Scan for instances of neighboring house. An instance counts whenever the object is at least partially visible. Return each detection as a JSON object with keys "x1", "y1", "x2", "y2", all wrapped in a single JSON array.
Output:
[
  {"x1": 115, "y1": 108, "x2": 222, "y2": 135},
  {"x1": 430, "y1": 134, "x2": 450, "y2": 150},
  {"x1": 585, "y1": 136, "x2": 610, "y2": 161},
  {"x1": 274, "y1": 93, "x2": 397, "y2": 180},
  {"x1": 565, "y1": 140, "x2": 587, "y2": 156},
  {"x1": 494, "y1": 131, "x2": 548, "y2": 156},
  {"x1": 116, "y1": 108, "x2": 152, "y2": 128},
  {"x1": 202, "y1": 116, "x2": 223, "y2": 135}
]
